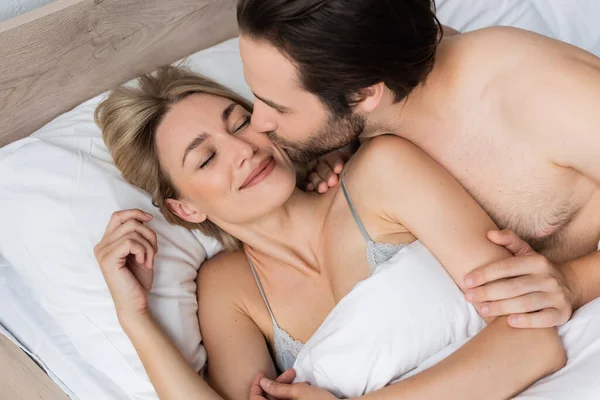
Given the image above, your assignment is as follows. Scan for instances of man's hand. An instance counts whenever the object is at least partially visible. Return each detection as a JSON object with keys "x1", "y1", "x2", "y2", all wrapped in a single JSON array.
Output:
[
  {"x1": 249, "y1": 369, "x2": 297, "y2": 400},
  {"x1": 303, "y1": 150, "x2": 350, "y2": 193},
  {"x1": 464, "y1": 230, "x2": 576, "y2": 328},
  {"x1": 256, "y1": 376, "x2": 338, "y2": 400}
]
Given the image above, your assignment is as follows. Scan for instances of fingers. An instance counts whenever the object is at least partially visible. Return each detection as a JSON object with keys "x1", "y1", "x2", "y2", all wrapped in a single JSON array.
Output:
[
  {"x1": 487, "y1": 229, "x2": 534, "y2": 256},
  {"x1": 98, "y1": 235, "x2": 147, "y2": 271},
  {"x1": 507, "y1": 308, "x2": 566, "y2": 329},
  {"x1": 276, "y1": 369, "x2": 297, "y2": 384},
  {"x1": 304, "y1": 150, "x2": 348, "y2": 193},
  {"x1": 315, "y1": 160, "x2": 338, "y2": 187},
  {"x1": 99, "y1": 232, "x2": 156, "y2": 271},
  {"x1": 106, "y1": 219, "x2": 158, "y2": 254},
  {"x1": 261, "y1": 378, "x2": 304, "y2": 399},
  {"x1": 249, "y1": 373, "x2": 267, "y2": 398},
  {"x1": 476, "y1": 291, "x2": 558, "y2": 317},
  {"x1": 322, "y1": 151, "x2": 348, "y2": 175},
  {"x1": 307, "y1": 171, "x2": 329, "y2": 193},
  {"x1": 97, "y1": 212, "x2": 158, "y2": 271},
  {"x1": 465, "y1": 255, "x2": 550, "y2": 289},
  {"x1": 105, "y1": 209, "x2": 152, "y2": 234},
  {"x1": 465, "y1": 274, "x2": 557, "y2": 303}
]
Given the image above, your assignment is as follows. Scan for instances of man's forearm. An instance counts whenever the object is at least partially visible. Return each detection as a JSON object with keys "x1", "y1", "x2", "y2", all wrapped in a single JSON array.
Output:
[
  {"x1": 357, "y1": 318, "x2": 565, "y2": 400},
  {"x1": 563, "y1": 249, "x2": 600, "y2": 309}
]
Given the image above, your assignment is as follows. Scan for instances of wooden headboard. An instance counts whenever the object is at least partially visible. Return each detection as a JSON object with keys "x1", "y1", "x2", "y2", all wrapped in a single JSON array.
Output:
[{"x1": 0, "y1": 0, "x2": 238, "y2": 147}]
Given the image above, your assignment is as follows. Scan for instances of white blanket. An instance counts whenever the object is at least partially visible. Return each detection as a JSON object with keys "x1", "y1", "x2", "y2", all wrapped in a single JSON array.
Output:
[
  {"x1": 406, "y1": 299, "x2": 600, "y2": 399},
  {"x1": 294, "y1": 287, "x2": 600, "y2": 399}
]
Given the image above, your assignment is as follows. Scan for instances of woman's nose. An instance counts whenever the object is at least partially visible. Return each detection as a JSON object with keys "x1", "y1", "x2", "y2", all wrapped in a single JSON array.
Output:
[
  {"x1": 250, "y1": 100, "x2": 277, "y2": 133},
  {"x1": 229, "y1": 133, "x2": 257, "y2": 168}
]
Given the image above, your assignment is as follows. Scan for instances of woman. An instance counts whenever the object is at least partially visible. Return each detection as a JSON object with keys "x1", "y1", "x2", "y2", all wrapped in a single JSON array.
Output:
[{"x1": 93, "y1": 66, "x2": 565, "y2": 400}]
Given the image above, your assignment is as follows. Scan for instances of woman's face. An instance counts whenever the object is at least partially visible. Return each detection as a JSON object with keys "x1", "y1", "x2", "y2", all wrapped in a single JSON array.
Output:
[{"x1": 155, "y1": 93, "x2": 297, "y2": 226}]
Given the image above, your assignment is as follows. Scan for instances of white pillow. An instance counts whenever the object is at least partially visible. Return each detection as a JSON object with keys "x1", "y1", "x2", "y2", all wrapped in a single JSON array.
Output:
[{"x1": 0, "y1": 38, "x2": 244, "y2": 400}]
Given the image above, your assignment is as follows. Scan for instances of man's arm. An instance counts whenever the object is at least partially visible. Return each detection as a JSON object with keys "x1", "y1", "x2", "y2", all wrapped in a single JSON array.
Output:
[
  {"x1": 563, "y1": 251, "x2": 600, "y2": 309},
  {"x1": 463, "y1": 47, "x2": 600, "y2": 326},
  {"x1": 546, "y1": 37, "x2": 600, "y2": 308}
]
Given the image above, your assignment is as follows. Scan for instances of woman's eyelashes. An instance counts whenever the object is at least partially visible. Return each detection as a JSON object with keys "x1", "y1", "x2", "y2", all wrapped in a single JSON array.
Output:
[
  {"x1": 199, "y1": 151, "x2": 217, "y2": 170},
  {"x1": 233, "y1": 116, "x2": 251, "y2": 133},
  {"x1": 198, "y1": 116, "x2": 250, "y2": 170}
]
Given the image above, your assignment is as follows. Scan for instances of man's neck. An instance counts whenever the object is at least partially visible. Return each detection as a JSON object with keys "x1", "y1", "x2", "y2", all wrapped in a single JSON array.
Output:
[{"x1": 361, "y1": 38, "x2": 455, "y2": 143}]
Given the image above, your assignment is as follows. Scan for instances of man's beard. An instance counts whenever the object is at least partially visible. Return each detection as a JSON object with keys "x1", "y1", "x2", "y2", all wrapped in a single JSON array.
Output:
[{"x1": 270, "y1": 112, "x2": 366, "y2": 163}]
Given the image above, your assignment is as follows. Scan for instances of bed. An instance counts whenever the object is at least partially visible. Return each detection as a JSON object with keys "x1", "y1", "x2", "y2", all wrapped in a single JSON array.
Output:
[{"x1": 1, "y1": 1, "x2": 600, "y2": 399}]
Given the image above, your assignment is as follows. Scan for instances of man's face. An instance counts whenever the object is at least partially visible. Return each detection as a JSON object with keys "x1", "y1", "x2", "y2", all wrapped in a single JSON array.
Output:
[{"x1": 239, "y1": 35, "x2": 364, "y2": 162}]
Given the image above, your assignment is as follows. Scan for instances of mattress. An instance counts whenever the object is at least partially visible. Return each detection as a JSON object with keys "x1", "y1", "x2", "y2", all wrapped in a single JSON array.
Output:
[{"x1": 2, "y1": 1, "x2": 600, "y2": 398}]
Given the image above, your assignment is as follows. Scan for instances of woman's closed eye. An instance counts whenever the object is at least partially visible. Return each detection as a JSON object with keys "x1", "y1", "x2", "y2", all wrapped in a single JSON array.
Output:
[
  {"x1": 233, "y1": 116, "x2": 250, "y2": 133},
  {"x1": 199, "y1": 151, "x2": 217, "y2": 170},
  {"x1": 198, "y1": 116, "x2": 250, "y2": 170}
]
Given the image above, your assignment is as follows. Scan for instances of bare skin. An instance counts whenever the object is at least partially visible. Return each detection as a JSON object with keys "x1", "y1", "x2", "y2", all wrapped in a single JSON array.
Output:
[
  {"x1": 241, "y1": 26, "x2": 600, "y2": 328},
  {"x1": 382, "y1": 28, "x2": 600, "y2": 265}
]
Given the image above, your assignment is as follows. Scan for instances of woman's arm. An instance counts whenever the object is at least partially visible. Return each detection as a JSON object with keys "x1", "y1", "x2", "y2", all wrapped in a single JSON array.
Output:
[
  {"x1": 197, "y1": 252, "x2": 279, "y2": 399},
  {"x1": 349, "y1": 136, "x2": 566, "y2": 397},
  {"x1": 94, "y1": 210, "x2": 277, "y2": 400},
  {"x1": 358, "y1": 318, "x2": 564, "y2": 400},
  {"x1": 121, "y1": 314, "x2": 223, "y2": 400}
]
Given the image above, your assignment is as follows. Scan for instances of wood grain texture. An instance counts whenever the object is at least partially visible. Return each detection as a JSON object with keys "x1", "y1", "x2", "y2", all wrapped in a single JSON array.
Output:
[
  {"x1": 0, "y1": 0, "x2": 238, "y2": 147},
  {"x1": 0, "y1": 334, "x2": 69, "y2": 400}
]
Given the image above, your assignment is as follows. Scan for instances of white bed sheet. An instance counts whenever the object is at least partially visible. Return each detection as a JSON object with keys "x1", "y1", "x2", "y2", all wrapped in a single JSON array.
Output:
[{"x1": 1, "y1": 1, "x2": 600, "y2": 399}]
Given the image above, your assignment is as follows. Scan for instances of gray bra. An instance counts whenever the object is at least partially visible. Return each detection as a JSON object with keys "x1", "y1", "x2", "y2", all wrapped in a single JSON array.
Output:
[{"x1": 246, "y1": 171, "x2": 407, "y2": 373}]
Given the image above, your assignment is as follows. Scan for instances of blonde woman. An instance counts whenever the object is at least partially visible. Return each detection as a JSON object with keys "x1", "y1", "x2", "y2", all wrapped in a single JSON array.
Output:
[{"x1": 94, "y1": 66, "x2": 565, "y2": 400}]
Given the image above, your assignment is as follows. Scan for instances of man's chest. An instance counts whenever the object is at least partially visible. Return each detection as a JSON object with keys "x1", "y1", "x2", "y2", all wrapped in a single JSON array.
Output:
[{"x1": 415, "y1": 123, "x2": 600, "y2": 261}]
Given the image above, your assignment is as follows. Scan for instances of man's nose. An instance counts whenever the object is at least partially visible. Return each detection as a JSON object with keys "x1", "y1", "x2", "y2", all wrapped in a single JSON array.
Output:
[{"x1": 251, "y1": 101, "x2": 278, "y2": 133}]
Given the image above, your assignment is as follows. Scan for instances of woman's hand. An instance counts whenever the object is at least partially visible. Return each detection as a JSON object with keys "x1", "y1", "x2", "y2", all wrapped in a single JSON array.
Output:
[
  {"x1": 252, "y1": 375, "x2": 338, "y2": 400},
  {"x1": 249, "y1": 369, "x2": 298, "y2": 400},
  {"x1": 94, "y1": 209, "x2": 158, "y2": 321},
  {"x1": 303, "y1": 150, "x2": 349, "y2": 193}
]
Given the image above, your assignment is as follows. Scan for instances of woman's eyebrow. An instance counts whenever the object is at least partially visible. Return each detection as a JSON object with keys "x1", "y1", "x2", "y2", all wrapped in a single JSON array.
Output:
[
  {"x1": 221, "y1": 103, "x2": 237, "y2": 123},
  {"x1": 182, "y1": 133, "x2": 208, "y2": 167}
]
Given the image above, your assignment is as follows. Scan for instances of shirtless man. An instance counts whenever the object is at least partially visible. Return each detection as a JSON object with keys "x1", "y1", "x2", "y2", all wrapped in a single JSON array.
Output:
[{"x1": 236, "y1": 0, "x2": 600, "y2": 334}]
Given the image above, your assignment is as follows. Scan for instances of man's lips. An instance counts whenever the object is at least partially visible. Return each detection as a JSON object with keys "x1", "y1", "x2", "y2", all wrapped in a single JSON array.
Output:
[{"x1": 240, "y1": 156, "x2": 275, "y2": 189}]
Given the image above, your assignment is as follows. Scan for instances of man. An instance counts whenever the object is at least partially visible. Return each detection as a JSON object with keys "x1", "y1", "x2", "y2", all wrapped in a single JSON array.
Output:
[{"x1": 236, "y1": 0, "x2": 600, "y2": 333}]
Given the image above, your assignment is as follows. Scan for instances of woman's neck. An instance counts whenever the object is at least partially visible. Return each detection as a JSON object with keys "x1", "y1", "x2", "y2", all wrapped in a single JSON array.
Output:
[{"x1": 213, "y1": 188, "x2": 332, "y2": 274}]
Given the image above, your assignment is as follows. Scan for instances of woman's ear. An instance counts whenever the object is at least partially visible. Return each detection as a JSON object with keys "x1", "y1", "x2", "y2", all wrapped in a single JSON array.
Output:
[
  {"x1": 165, "y1": 198, "x2": 207, "y2": 223},
  {"x1": 354, "y1": 82, "x2": 385, "y2": 113}
]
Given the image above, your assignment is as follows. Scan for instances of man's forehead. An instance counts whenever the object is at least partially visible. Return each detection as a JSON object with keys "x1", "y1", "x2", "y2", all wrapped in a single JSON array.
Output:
[{"x1": 240, "y1": 36, "x2": 299, "y2": 87}]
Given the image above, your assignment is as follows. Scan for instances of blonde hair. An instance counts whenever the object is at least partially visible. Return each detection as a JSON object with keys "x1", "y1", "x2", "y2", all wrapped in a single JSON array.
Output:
[{"x1": 95, "y1": 66, "x2": 253, "y2": 251}]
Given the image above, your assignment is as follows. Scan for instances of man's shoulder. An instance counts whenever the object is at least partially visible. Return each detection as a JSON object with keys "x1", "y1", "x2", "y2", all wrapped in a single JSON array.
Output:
[{"x1": 455, "y1": 26, "x2": 543, "y2": 53}]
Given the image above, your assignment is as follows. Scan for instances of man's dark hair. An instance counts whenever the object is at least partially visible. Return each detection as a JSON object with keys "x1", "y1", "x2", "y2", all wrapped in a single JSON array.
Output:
[{"x1": 237, "y1": 0, "x2": 443, "y2": 115}]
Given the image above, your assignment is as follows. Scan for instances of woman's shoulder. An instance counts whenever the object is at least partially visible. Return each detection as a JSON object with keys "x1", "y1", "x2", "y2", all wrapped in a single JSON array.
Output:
[
  {"x1": 340, "y1": 135, "x2": 426, "y2": 239},
  {"x1": 197, "y1": 250, "x2": 253, "y2": 300},
  {"x1": 344, "y1": 135, "x2": 448, "y2": 220},
  {"x1": 346, "y1": 135, "x2": 428, "y2": 186}
]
